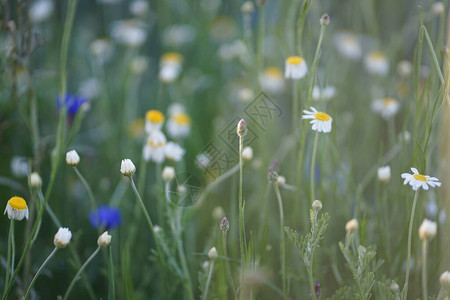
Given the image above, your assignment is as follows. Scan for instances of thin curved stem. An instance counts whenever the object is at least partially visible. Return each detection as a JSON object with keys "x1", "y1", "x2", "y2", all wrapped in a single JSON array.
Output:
[
  {"x1": 238, "y1": 135, "x2": 246, "y2": 296},
  {"x1": 222, "y1": 231, "x2": 237, "y2": 298},
  {"x1": 274, "y1": 184, "x2": 287, "y2": 299},
  {"x1": 421, "y1": 240, "x2": 428, "y2": 300},
  {"x1": 23, "y1": 247, "x2": 58, "y2": 300},
  {"x1": 310, "y1": 131, "x2": 319, "y2": 203},
  {"x1": 73, "y1": 167, "x2": 97, "y2": 213},
  {"x1": 3, "y1": 219, "x2": 14, "y2": 298},
  {"x1": 202, "y1": 261, "x2": 215, "y2": 300}
]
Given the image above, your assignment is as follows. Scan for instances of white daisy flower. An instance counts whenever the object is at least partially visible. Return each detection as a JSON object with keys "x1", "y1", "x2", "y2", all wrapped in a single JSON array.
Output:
[
  {"x1": 334, "y1": 32, "x2": 362, "y2": 60},
  {"x1": 54, "y1": 227, "x2": 72, "y2": 248},
  {"x1": 418, "y1": 219, "x2": 437, "y2": 241},
  {"x1": 145, "y1": 110, "x2": 165, "y2": 133},
  {"x1": 312, "y1": 85, "x2": 336, "y2": 101},
  {"x1": 29, "y1": 0, "x2": 54, "y2": 23},
  {"x1": 364, "y1": 51, "x2": 390, "y2": 76},
  {"x1": 259, "y1": 67, "x2": 285, "y2": 94},
  {"x1": 164, "y1": 142, "x2": 185, "y2": 162},
  {"x1": 167, "y1": 112, "x2": 191, "y2": 139},
  {"x1": 302, "y1": 107, "x2": 333, "y2": 133},
  {"x1": 159, "y1": 52, "x2": 183, "y2": 84},
  {"x1": 4, "y1": 196, "x2": 29, "y2": 221},
  {"x1": 120, "y1": 159, "x2": 136, "y2": 176},
  {"x1": 129, "y1": 0, "x2": 149, "y2": 18},
  {"x1": 66, "y1": 150, "x2": 80, "y2": 166},
  {"x1": 143, "y1": 130, "x2": 167, "y2": 163},
  {"x1": 401, "y1": 168, "x2": 441, "y2": 191},
  {"x1": 90, "y1": 38, "x2": 114, "y2": 65},
  {"x1": 111, "y1": 19, "x2": 147, "y2": 48},
  {"x1": 371, "y1": 97, "x2": 400, "y2": 120},
  {"x1": 285, "y1": 56, "x2": 308, "y2": 79}
]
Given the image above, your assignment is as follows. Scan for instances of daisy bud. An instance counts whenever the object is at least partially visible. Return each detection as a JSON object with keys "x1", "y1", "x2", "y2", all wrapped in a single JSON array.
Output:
[
  {"x1": 30, "y1": 172, "x2": 42, "y2": 188},
  {"x1": 98, "y1": 231, "x2": 112, "y2": 247},
  {"x1": 320, "y1": 14, "x2": 330, "y2": 26},
  {"x1": 345, "y1": 218, "x2": 358, "y2": 234},
  {"x1": 120, "y1": 159, "x2": 136, "y2": 176},
  {"x1": 208, "y1": 247, "x2": 218, "y2": 261},
  {"x1": 237, "y1": 119, "x2": 248, "y2": 137},
  {"x1": 162, "y1": 166, "x2": 175, "y2": 182},
  {"x1": 220, "y1": 216, "x2": 230, "y2": 232},
  {"x1": 213, "y1": 206, "x2": 225, "y2": 220},
  {"x1": 377, "y1": 166, "x2": 391, "y2": 183},
  {"x1": 241, "y1": 1, "x2": 254, "y2": 14},
  {"x1": 312, "y1": 200, "x2": 322, "y2": 211},
  {"x1": 418, "y1": 219, "x2": 437, "y2": 241},
  {"x1": 390, "y1": 281, "x2": 399, "y2": 293},
  {"x1": 242, "y1": 146, "x2": 253, "y2": 162},
  {"x1": 440, "y1": 271, "x2": 450, "y2": 286},
  {"x1": 432, "y1": 2, "x2": 444, "y2": 15},
  {"x1": 54, "y1": 227, "x2": 72, "y2": 248},
  {"x1": 154, "y1": 225, "x2": 161, "y2": 234},
  {"x1": 276, "y1": 175, "x2": 286, "y2": 187},
  {"x1": 397, "y1": 60, "x2": 413, "y2": 77},
  {"x1": 66, "y1": 150, "x2": 80, "y2": 166}
]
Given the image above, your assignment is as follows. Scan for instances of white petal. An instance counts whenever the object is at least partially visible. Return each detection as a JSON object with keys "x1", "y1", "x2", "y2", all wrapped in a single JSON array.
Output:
[
  {"x1": 401, "y1": 173, "x2": 410, "y2": 179},
  {"x1": 411, "y1": 168, "x2": 419, "y2": 174}
]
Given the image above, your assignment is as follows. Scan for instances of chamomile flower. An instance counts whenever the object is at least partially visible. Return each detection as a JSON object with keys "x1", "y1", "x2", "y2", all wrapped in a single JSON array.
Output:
[
  {"x1": 54, "y1": 227, "x2": 72, "y2": 248},
  {"x1": 90, "y1": 38, "x2": 114, "y2": 65},
  {"x1": 129, "y1": 0, "x2": 149, "y2": 18},
  {"x1": 302, "y1": 107, "x2": 333, "y2": 133},
  {"x1": 159, "y1": 52, "x2": 183, "y2": 83},
  {"x1": 285, "y1": 56, "x2": 308, "y2": 79},
  {"x1": 364, "y1": 51, "x2": 390, "y2": 76},
  {"x1": 29, "y1": 0, "x2": 54, "y2": 23},
  {"x1": 167, "y1": 112, "x2": 191, "y2": 139},
  {"x1": 401, "y1": 168, "x2": 441, "y2": 191},
  {"x1": 259, "y1": 67, "x2": 285, "y2": 94},
  {"x1": 143, "y1": 130, "x2": 167, "y2": 163},
  {"x1": 111, "y1": 19, "x2": 147, "y2": 48},
  {"x1": 164, "y1": 142, "x2": 185, "y2": 162},
  {"x1": 334, "y1": 31, "x2": 362, "y2": 60},
  {"x1": 312, "y1": 85, "x2": 336, "y2": 101},
  {"x1": 4, "y1": 196, "x2": 29, "y2": 221},
  {"x1": 145, "y1": 110, "x2": 164, "y2": 133},
  {"x1": 371, "y1": 97, "x2": 400, "y2": 120}
]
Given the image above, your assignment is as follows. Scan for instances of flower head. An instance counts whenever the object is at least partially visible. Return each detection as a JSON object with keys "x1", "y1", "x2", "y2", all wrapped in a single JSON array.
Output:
[
  {"x1": 167, "y1": 112, "x2": 191, "y2": 139},
  {"x1": 89, "y1": 205, "x2": 122, "y2": 230},
  {"x1": 4, "y1": 196, "x2": 29, "y2": 221},
  {"x1": 440, "y1": 271, "x2": 450, "y2": 286},
  {"x1": 143, "y1": 131, "x2": 167, "y2": 163},
  {"x1": 120, "y1": 159, "x2": 136, "y2": 176},
  {"x1": 57, "y1": 93, "x2": 88, "y2": 116},
  {"x1": 208, "y1": 247, "x2": 218, "y2": 261},
  {"x1": 312, "y1": 200, "x2": 322, "y2": 211},
  {"x1": 345, "y1": 218, "x2": 358, "y2": 234},
  {"x1": 66, "y1": 150, "x2": 80, "y2": 166},
  {"x1": 364, "y1": 51, "x2": 389, "y2": 76},
  {"x1": 54, "y1": 227, "x2": 72, "y2": 248},
  {"x1": 220, "y1": 216, "x2": 230, "y2": 232},
  {"x1": 237, "y1": 119, "x2": 248, "y2": 137},
  {"x1": 159, "y1": 52, "x2": 183, "y2": 83},
  {"x1": 334, "y1": 31, "x2": 361, "y2": 60},
  {"x1": 30, "y1": 172, "x2": 42, "y2": 188},
  {"x1": 259, "y1": 67, "x2": 285, "y2": 93},
  {"x1": 418, "y1": 219, "x2": 437, "y2": 241},
  {"x1": 164, "y1": 142, "x2": 185, "y2": 162},
  {"x1": 242, "y1": 146, "x2": 253, "y2": 161},
  {"x1": 285, "y1": 56, "x2": 308, "y2": 79},
  {"x1": 377, "y1": 166, "x2": 391, "y2": 183},
  {"x1": 372, "y1": 98, "x2": 400, "y2": 120},
  {"x1": 98, "y1": 231, "x2": 112, "y2": 247},
  {"x1": 302, "y1": 107, "x2": 333, "y2": 133},
  {"x1": 401, "y1": 168, "x2": 441, "y2": 191},
  {"x1": 145, "y1": 110, "x2": 165, "y2": 133},
  {"x1": 162, "y1": 166, "x2": 176, "y2": 182}
]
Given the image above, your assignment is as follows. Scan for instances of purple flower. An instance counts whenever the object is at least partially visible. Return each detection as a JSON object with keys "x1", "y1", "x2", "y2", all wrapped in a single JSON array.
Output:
[
  {"x1": 89, "y1": 205, "x2": 121, "y2": 230},
  {"x1": 57, "y1": 93, "x2": 88, "y2": 115}
]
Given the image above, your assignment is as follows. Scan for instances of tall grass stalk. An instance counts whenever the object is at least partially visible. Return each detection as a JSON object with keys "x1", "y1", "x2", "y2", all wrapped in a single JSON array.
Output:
[
  {"x1": 421, "y1": 240, "x2": 428, "y2": 300},
  {"x1": 273, "y1": 183, "x2": 287, "y2": 299},
  {"x1": 310, "y1": 131, "x2": 319, "y2": 203},
  {"x1": 202, "y1": 261, "x2": 215, "y2": 300},
  {"x1": 222, "y1": 230, "x2": 236, "y2": 298},
  {"x1": 403, "y1": 190, "x2": 419, "y2": 300},
  {"x1": 238, "y1": 133, "x2": 247, "y2": 296},
  {"x1": 3, "y1": 220, "x2": 15, "y2": 298},
  {"x1": 23, "y1": 247, "x2": 58, "y2": 300}
]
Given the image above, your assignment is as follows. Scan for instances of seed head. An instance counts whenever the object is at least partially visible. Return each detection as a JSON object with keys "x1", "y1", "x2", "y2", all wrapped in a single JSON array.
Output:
[
  {"x1": 312, "y1": 200, "x2": 322, "y2": 211},
  {"x1": 236, "y1": 119, "x2": 248, "y2": 137},
  {"x1": 320, "y1": 14, "x2": 330, "y2": 26},
  {"x1": 220, "y1": 216, "x2": 230, "y2": 232}
]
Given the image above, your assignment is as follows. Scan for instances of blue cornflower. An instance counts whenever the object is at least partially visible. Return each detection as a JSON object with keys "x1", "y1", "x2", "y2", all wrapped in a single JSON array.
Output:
[
  {"x1": 57, "y1": 93, "x2": 88, "y2": 115},
  {"x1": 89, "y1": 205, "x2": 121, "y2": 230}
]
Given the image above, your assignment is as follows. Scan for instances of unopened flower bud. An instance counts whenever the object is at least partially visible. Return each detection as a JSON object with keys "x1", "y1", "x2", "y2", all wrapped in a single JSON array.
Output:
[
  {"x1": 208, "y1": 247, "x2": 218, "y2": 261},
  {"x1": 213, "y1": 206, "x2": 225, "y2": 220},
  {"x1": 390, "y1": 281, "x2": 399, "y2": 293},
  {"x1": 320, "y1": 14, "x2": 330, "y2": 26},
  {"x1": 242, "y1": 146, "x2": 253, "y2": 161},
  {"x1": 377, "y1": 166, "x2": 391, "y2": 183},
  {"x1": 98, "y1": 231, "x2": 112, "y2": 247},
  {"x1": 54, "y1": 227, "x2": 72, "y2": 249},
  {"x1": 66, "y1": 150, "x2": 80, "y2": 166},
  {"x1": 345, "y1": 218, "x2": 358, "y2": 234},
  {"x1": 276, "y1": 175, "x2": 286, "y2": 187},
  {"x1": 162, "y1": 166, "x2": 175, "y2": 182},
  {"x1": 120, "y1": 159, "x2": 136, "y2": 176},
  {"x1": 30, "y1": 172, "x2": 42, "y2": 188},
  {"x1": 236, "y1": 119, "x2": 248, "y2": 137},
  {"x1": 220, "y1": 216, "x2": 230, "y2": 232},
  {"x1": 432, "y1": 2, "x2": 444, "y2": 15},
  {"x1": 440, "y1": 271, "x2": 450, "y2": 286},
  {"x1": 241, "y1": 1, "x2": 254, "y2": 14},
  {"x1": 312, "y1": 200, "x2": 322, "y2": 211},
  {"x1": 418, "y1": 219, "x2": 437, "y2": 241}
]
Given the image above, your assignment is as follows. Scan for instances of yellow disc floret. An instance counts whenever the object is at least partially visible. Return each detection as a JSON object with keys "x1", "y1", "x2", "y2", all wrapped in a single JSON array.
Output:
[
  {"x1": 161, "y1": 52, "x2": 183, "y2": 64},
  {"x1": 369, "y1": 51, "x2": 386, "y2": 60},
  {"x1": 314, "y1": 112, "x2": 331, "y2": 121},
  {"x1": 146, "y1": 110, "x2": 164, "y2": 123},
  {"x1": 8, "y1": 196, "x2": 27, "y2": 210},
  {"x1": 383, "y1": 97, "x2": 397, "y2": 107},
  {"x1": 173, "y1": 113, "x2": 191, "y2": 125},
  {"x1": 413, "y1": 174, "x2": 428, "y2": 182},
  {"x1": 264, "y1": 67, "x2": 283, "y2": 78},
  {"x1": 286, "y1": 56, "x2": 303, "y2": 65}
]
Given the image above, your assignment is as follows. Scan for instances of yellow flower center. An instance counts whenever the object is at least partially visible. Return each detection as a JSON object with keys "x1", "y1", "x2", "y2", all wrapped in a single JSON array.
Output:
[
  {"x1": 413, "y1": 174, "x2": 428, "y2": 182},
  {"x1": 342, "y1": 36, "x2": 358, "y2": 46},
  {"x1": 149, "y1": 140, "x2": 165, "y2": 148},
  {"x1": 314, "y1": 112, "x2": 330, "y2": 121},
  {"x1": 264, "y1": 67, "x2": 283, "y2": 78},
  {"x1": 8, "y1": 197, "x2": 27, "y2": 210},
  {"x1": 173, "y1": 113, "x2": 191, "y2": 125},
  {"x1": 146, "y1": 110, "x2": 164, "y2": 123},
  {"x1": 383, "y1": 97, "x2": 397, "y2": 107},
  {"x1": 286, "y1": 56, "x2": 303, "y2": 65},
  {"x1": 370, "y1": 51, "x2": 386, "y2": 60},
  {"x1": 161, "y1": 52, "x2": 183, "y2": 64}
]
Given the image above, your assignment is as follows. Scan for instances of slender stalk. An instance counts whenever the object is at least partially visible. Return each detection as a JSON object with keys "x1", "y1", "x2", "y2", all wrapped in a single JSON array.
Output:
[
  {"x1": 202, "y1": 261, "x2": 215, "y2": 300},
  {"x1": 222, "y1": 231, "x2": 237, "y2": 298},
  {"x1": 421, "y1": 240, "x2": 428, "y2": 300},
  {"x1": 256, "y1": 2, "x2": 265, "y2": 73},
  {"x1": 63, "y1": 247, "x2": 101, "y2": 300},
  {"x1": 307, "y1": 264, "x2": 317, "y2": 300},
  {"x1": 238, "y1": 135, "x2": 246, "y2": 295},
  {"x1": 273, "y1": 184, "x2": 287, "y2": 299},
  {"x1": 73, "y1": 167, "x2": 98, "y2": 214},
  {"x1": 23, "y1": 247, "x2": 58, "y2": 300},
  {"x1": 292, "y1": 81, "x2": 299, "y2": 133},
  {"x1": 306, "y1": 23, "x2": 327, "y2": 108},
  {"x1": 310, "y1": 131, "x2": 319, "y2": 203},
  {"x1": 3, "y1": 220, "x2": 14, "y2": 297},
  {"x1": 403, "y1": 190, "x2": 420, "y2": 300}
]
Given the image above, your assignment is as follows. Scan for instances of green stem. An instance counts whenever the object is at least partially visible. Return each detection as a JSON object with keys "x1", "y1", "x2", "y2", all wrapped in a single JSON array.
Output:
[
  {"x1": 59, "y1": 0, "x2": 78, "y2": 98},
  {"x1": 23, "y1": 247, "x2": 58, "y2": 300},
  {"x1": 238, "y1": 135, "x2": 246, "y2": 295},
  {"x1": 73, "y1": 167, "x2": 98, "y2": 214},
  {"x1": 202, "y1": 261, "x2": 215, "y2": 300},
  {"x1": 421, "y1": 240, "x2": 428, "y2": 300},
  {"x1": 310, "y1": 131, "x2": 319, "y2": 203},
  {"x1": 63, "y1": 247, "x2": 101, "y2": 300},
  {"x1": 222, "y1": 231, "x2": 237, "y2": 298},
  {"x1": 307, "y1": 263, "x2": 317, "y2": 300},
  {"x1": 292, "y1": 81, "x2": 299, "y2": 133},
  {"x1": 3, "y1": 219, "x2": 14, "y2": 297},
  {"x1": 306, "y1": 23, "x2": 327, "y2": 108},
  {"x1": 274, "y1": 184, "x2": 287, "y2": 299},
  {"x1": 403, "y1": 190, "x2": 420, "y2": 300}
]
